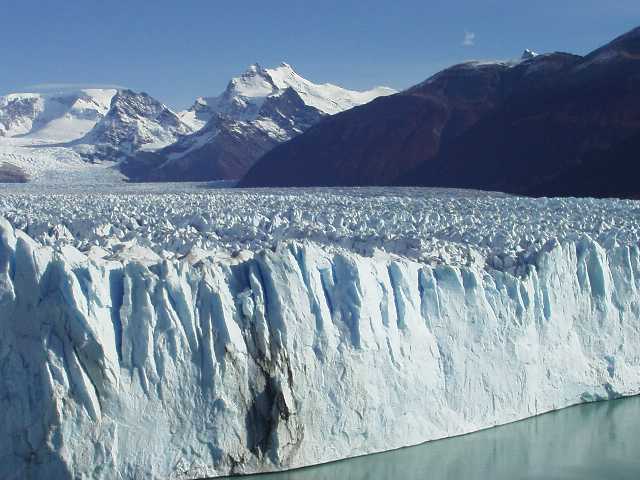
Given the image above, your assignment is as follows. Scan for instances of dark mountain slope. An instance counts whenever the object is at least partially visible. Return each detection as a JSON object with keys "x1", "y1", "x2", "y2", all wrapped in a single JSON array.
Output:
[
  {"x1": 407, "y1": 28, "x2": 640, "y2": 194},
  {"x1": 528, "y1": 131, "x2": 640, "y2": 199},
  {"x1": 240, "y1": 61, "x2": 516, "y2": 186},
  {"x1": 241, "y1": 26, "x2": 640, "y2": 198}
]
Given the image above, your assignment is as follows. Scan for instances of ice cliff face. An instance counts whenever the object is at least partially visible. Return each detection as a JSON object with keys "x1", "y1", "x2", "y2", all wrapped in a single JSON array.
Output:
[{"x1": 0, "y1": 190, "x2": 639, "y2": 479}]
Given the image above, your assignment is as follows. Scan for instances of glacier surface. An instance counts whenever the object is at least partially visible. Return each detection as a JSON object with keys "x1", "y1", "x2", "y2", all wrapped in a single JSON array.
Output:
[{"x1": 0, "y1": 188, "x2": 639, "y2": 479}]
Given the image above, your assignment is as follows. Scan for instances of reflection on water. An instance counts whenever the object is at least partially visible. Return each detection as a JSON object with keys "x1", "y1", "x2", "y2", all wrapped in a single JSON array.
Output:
[{"x1": 228, "y1": 396, "x2": 640, "y2": 480}]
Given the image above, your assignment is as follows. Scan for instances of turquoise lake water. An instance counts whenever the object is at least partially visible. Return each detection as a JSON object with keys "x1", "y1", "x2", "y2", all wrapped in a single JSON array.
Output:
[{"x1": 228, "y1": 396, "x2": 640, "y2": 480}]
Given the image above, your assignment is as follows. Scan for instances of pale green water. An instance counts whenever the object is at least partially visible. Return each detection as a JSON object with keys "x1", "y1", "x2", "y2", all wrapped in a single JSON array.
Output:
[{"x1": 229, "y1": 396, "x2": 640, "y2": 480}]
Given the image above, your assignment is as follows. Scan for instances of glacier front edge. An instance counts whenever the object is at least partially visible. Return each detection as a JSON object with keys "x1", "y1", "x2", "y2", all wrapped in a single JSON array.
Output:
[{"x1": 1, "y1": 218, "x2": 639, "y2": 479}]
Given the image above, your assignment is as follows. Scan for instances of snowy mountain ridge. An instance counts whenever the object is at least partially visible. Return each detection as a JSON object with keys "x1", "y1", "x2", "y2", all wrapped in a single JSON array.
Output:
[
  {"x1": 0, "y1": 89, "x2": 125, "y2": 184},
  {"x1": 0, "y1": 89, "x2": 116, "y2": 142},
  {"x1": 123, "y1": 63, "x2": 396, "y2": 181},
  {"x1": 72, "y1": 89, "x2": 194, "y2": 161},
  {"x1": 0, "y1": 64, "x2": 394, "y2": 183},
  {"x1": 241, "y1": 26, "x2": 640, "y2": 196},
  {"x1": 179, "y1": 62, "x2": 395, "y2": 130}
]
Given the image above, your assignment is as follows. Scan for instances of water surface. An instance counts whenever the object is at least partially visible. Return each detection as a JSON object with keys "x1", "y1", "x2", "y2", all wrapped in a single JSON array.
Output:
[{"x1": 229, "y1": 396, "x2": 640, "y2": 480}]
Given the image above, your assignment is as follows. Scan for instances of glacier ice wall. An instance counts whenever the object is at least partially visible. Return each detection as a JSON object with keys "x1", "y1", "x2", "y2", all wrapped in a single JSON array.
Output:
[{"x1": 1, "y1": 216, "x2": 639, "y2": 479}]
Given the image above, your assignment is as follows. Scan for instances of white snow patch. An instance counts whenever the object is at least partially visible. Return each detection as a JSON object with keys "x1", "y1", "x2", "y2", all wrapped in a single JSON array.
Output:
[{"x1": 265, "y1": 63, "x2": 396, "y2": 115}]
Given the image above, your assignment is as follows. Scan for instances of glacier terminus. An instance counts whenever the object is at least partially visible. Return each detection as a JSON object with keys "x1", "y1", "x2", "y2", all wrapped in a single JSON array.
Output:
[{"x1": 0, "y1": 187, "x2": 639, "y2": 479}]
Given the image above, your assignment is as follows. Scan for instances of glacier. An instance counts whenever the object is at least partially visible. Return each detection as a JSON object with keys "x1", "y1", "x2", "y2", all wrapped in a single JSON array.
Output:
[{"x1": 0, "y1": 188, "x2": 639, "y2": 479}]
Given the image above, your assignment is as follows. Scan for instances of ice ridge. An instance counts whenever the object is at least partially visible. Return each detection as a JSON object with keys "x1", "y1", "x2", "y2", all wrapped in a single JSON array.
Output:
[{"x1": 1, "y1": 216, "x2": 639, "y2": 479}]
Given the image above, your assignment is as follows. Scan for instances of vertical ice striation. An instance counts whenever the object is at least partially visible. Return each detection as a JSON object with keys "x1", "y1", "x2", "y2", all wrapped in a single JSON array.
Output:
[{"x1": 0, "y1": 217, "x2": 639, "y2": 479}]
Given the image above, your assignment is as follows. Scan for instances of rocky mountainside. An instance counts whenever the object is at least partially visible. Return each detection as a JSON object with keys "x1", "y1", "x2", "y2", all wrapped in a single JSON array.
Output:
[
  {"x1": 240, "y1": 26, "x2": 640, "y2": 199},
  {"x1": 72, "y1": 89, "x2": 194, "y2": 162},
  {"x1": 122, "y1": 63, "x2": 395, "y2": 181},
  {"x1": 179, "y1": 62, "x2": 395, "y2": 129}
]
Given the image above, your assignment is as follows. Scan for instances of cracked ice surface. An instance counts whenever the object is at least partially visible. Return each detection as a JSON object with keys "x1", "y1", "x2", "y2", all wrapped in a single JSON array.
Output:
[
  {"x1": 1, "y1": 187, "x2": 640, "y2": 272},
  {"x1": 0, "y1": 187, "x2": 639, "y2": 479}
]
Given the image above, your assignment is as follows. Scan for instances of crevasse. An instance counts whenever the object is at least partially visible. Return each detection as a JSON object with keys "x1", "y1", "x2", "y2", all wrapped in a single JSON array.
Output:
[{"x1": 1, "y1": 217, "x2": 639, "y2": 479}]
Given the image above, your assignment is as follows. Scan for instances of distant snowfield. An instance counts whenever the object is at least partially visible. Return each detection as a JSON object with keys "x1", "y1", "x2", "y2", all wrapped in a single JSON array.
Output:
[
  {"x1": 0, "y1": 136, "x2": 126, "y2": 184},
  {"x1": 1, "y1": 187, "x2": 639, "y2": 479},
  {"x1": 0, "y1": 88, "x2": 125, "y2": 183}
]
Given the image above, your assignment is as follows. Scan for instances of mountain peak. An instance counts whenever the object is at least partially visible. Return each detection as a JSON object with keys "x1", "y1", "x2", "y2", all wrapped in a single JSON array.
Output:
[
  {"x1": 521, "y1": 49, "x2": 539, "y2": 60},
  {"x1": 76, "y1": 89, "x2": 192, "y2": 158},
  {"x1": 578, "y1": 24, "x2": 640, "y2": 68},
  {"x1": 179, "y1": 62, "x2": 396, "y2": 132},
  {"x1": 598, "y1": 24, "x2": 640, "y2": 54},
  {"x1": 274, "y1": 62, "x2": 296, "y2": 74},
  {"x1": 619, "y1": 25, "x2": 640, "y2": 40},
  {"x1": 246, "y1": 63, "x2": 265, "y2": 74}
]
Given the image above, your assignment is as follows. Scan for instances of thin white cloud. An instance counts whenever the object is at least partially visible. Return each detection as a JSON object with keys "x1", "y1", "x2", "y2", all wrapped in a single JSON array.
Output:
[
  {"x1": 22, "y1": 82, "x2": 126, "y2": 91},
  {"x1": 462, "y1": 31, "x2": 476, "y2": 47}
]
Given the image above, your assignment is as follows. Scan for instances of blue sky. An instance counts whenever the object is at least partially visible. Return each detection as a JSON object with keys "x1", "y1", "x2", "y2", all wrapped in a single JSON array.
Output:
[{"x1": 1, "y1": 1, "x2": 638, "y2": 108}]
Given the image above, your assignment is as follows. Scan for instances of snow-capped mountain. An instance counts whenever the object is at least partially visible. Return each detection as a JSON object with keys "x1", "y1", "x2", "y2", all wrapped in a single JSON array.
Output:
[
  {"x1": 73, "y1": 89, "x2": 194, "y2": 161},
  {"x1": 180, "y1": 62, "x2": 395, "y2": 129},
  {"x1": 123, "y1": 62, "x2": 395, "y2": 181},
  {"x1": 0, "y1": 88, "x2": 191, "y2": 183},
  {"x1": 0, "y1": 89, "x2": 125, "y2": 184},
  {"x1": 0, "y1": 65, "x2": 394, "y2": 183},
  {"x1": 241, "y1": 26, "x2": 640, "y2": 199},
  {"x1": 0, "y1": 89, "x2": 116, "y2": 142}
]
